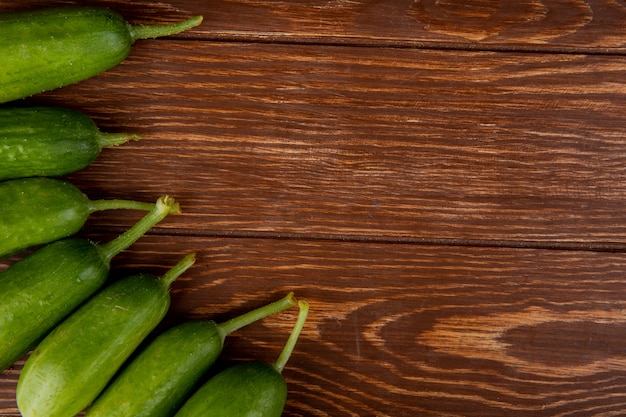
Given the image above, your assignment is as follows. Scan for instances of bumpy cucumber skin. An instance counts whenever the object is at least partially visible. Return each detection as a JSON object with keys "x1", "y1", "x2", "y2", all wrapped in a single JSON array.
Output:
[
  {"x1": 87, "y1": 321, "x2": 222, "y2": 417},
  {"x1": 0, "y1": 178, "x2": 90, "y2": 259},
  {"x1": 0, "y1": 7, "x2": 132, "y2": 103},
  {"x1": 174, "y1": 361, "x2": 287, "y2": 417},
  {"x1": 0, "y1": 238, "x2": 107, "y2": 373},
  {"x1": 17, "y1": 273, "x2": 173, "y2": 417},
  {"x1": 0, "y1": 107, "x2": 102, "y2": 180}
]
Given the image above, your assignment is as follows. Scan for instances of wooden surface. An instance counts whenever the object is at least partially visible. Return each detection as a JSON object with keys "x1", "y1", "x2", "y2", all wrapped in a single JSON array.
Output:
[{"x1": 1, "y1": 1, "x2": 626, "y2": 416}]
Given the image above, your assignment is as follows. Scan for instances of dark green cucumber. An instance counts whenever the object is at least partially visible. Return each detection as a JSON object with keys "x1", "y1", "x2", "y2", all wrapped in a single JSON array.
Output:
[
  {"x1": 0, "y1": 106, "x2": 142, "y2": 180},
  {"x1": 0, "y1": 7, "x2": 202, "y2": 103},
  {"x1": 86, "y1": 293, "x2": 297, "y2": 417},
  {"x1": 16, "y1": 253, "x2": 196, "y2": 417},
  {"x1": 0, "y1": 177, "x2": 154, "y2": 259},
  {"x1": 174, "y1": 300, "x2": 310, "y2": 417},
  {"x1": 0, "y1": 196, "x2": 179, "y2": 373}
]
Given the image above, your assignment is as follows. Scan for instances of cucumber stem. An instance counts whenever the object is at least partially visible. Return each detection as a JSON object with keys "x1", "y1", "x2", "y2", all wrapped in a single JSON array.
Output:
[
  {"x1": 98, "y1": 196, "x2": 180, "y2": 264},
  {"x1": 129, "y1": 15, "x2": 203, "y2": 41},
  {"x1": 160, "y1": 253, "x2": 196, "y2": 288},
  {"x1": 96, "y1": 132, "x2": 143, "y2": 149},
  {"x1": 217, "y1": 293, "x2": 297, "y2": 342},
  {"x1": 273, "y1": 300, "x2": 309, "y2": 374},
  {"x1": 87, "y1": 199, "x2": 155, "y2": 213}
]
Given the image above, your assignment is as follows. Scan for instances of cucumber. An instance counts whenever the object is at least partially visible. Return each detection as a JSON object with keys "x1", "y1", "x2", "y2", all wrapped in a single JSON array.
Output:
[
  {"x1": 174, "y1": 300, "x2": 310, "y2": 417},
  {"x1": 86, "y1": 293, "x2": 298, "y2": 417},
  {"x1": 0, "y1": 177, "x2": 154, "y2": 259},
  {"x1": 0, "y1": 6, "x2": 202, "y2": 103},
  {"x1": 0, "y1": 106, "x2": 142, "y2": 180},
  {"x1": 0, "y1": 196, "x2": 179, "y2": 373},
  {"x1": 16, "y1": 253, "x2": 196, "y2": 417}
]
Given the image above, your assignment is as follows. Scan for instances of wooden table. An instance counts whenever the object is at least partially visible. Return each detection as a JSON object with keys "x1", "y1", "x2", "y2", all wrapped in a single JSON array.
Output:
[{"x1": 1, "y1": 1, "x2": 626, "y2": 416}]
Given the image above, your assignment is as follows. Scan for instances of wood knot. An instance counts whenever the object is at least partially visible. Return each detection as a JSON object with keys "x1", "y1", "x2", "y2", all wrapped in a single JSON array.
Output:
[
  {"x1": 418, "y1": 307, "x2": 626, "y2": 377},
  {"x1": 407, "y1": 0, "x2": 592, "y2": 42}
]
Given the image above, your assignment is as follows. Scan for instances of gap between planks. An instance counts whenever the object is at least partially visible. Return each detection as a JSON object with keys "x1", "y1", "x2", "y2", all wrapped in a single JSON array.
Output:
[
  {"x1": 163, "y1": 35, "x2": 626, "y2": 57},
  {"x1": 78, "y1": 226, "x2": 626, "y2": 254}
]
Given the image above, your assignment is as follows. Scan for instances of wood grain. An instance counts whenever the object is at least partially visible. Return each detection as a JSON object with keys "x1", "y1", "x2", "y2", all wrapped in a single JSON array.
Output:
[
  {"x1": 2, "y1": 0, "x2": 625, "y2": 52},
  {"x1": 4, "y1": 237, "x2": 626, "y2": 416},
  {"x1": 1, "y1": 0, "x2": 626, "y2": 416},
  {"x1": 25, "y1": 41, "x2": 626, "y2": 245}
]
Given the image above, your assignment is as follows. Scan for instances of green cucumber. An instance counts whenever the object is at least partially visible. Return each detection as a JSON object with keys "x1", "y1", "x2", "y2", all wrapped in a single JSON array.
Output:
[
  {"x1": 16, "y1": 253, "x2": 196, "y2": 417},
  {"x1": 86, "y1": 292, "x2": 298, "y2": 417},
  {"x1": 0, "y1": 106, "x2": 142, "y2": 180},
  {"x1": 0, "y1": 177, "x2": 154, "y2": 259},
  {"x1": 0, "y1": 195, "x2": 179, "y2": 373},
  {"x1": 174, "y1": 300, "x2": 310, "y2": 417},
  {"x1": 0, "y1": 6, "x2": 203, "y2": 103}
]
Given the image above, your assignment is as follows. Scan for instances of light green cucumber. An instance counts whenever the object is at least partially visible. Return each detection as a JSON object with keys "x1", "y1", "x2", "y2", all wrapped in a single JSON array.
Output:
[
  {"x1": 0, "y1": 106, "x2": 142, "y2": 180},
  {"x1": 174, "y1": 300, "x2": 310, "y2": 417},
  {"x1": 0, "y1": 177, "x2": 154, "y2": 259},
  {"x1": 0, "y1": 6, "x2": 202, "y2": 103},
  {"x1": 16, "y1": 253, "x2": 196, "y2": 417},
  {"x1": 86, "y1": 292, "x2": 297, "y2": 417},
  {"x1": 0, "y1": 195, "x2": 179, "y2": 373}
]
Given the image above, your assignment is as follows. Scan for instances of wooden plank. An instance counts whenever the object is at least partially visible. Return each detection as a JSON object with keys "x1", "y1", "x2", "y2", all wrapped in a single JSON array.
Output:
[
  {"x1": 3, "y1": 236, "x2": 626, "y2": 416},
  {"x1": 1, "y1": 0, "x2": 625, "y2": 52},
  {"x1": 17, "y1": 41, "x2": 626, "y2": 245},
  {"x1": 1, "y1": 1, "x2": 625, "y2": 417}
]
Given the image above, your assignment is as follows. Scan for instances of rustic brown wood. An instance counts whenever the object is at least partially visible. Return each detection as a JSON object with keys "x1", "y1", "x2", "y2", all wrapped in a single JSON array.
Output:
[
  {"x1": 28, "y1": 41, "x2": 626, "y2": 246},
  {"x1": 2, "y1": 0, "x2": 626, "y2": 52},
  {"x1": 5, "y1": 236, "x2": 626, "y2": 416},
  {"x1": 1, "y1": 0, "x2": 626, "y2": 416}
]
